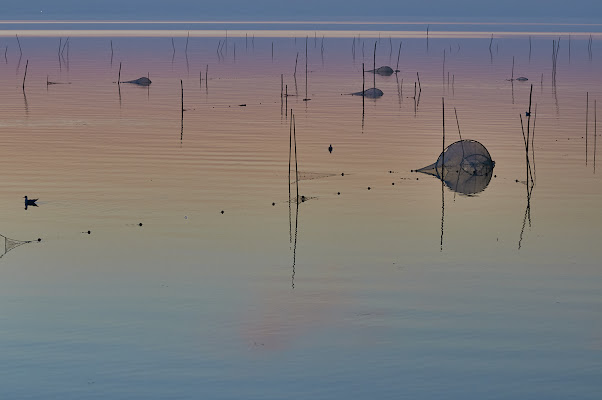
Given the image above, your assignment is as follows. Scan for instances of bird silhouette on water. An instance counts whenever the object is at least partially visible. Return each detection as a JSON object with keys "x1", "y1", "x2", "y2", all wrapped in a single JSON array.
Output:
[
  {"x1": 24, "y1": 196, "x2": 38, "y2": 210},
  {"x1": 328, "y1": 144, "x2": 333, "y2": 153}
]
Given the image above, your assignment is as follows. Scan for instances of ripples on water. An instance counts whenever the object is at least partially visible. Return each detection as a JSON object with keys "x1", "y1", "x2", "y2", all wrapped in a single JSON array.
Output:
[{"x1": 0, "y1": 23, "x2": 601, "y2": 399}]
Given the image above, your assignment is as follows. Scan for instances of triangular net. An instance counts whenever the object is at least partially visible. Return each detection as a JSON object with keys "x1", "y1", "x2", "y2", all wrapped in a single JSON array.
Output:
[
  {"x1": 415, "y1": 140, "x2": 495, "y2": 195},
  {"x1": 1, "y1": 234, "x2": 32, "y2": 259}
]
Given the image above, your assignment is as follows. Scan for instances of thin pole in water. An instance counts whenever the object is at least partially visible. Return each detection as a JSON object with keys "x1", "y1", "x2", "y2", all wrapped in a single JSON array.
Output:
[
  {"x1": 595, "y1": 99, "x2": 597, "y2": 173},
  {"x1": 417, "y1": 72, "x2": 422, "y2": 93},
  {"x1": 285, "y1": 84, "x2": 288, "y2": 116},
  {"x1": 441, "y1": 97, "x2": 445, "y2": 172},
  {"x1": 118, "y1": 61, "x2": 121, "y2": 84},
  {"x1": 373, "y1": 41, "x2": 376, "y2": 89},
  {"x1": 289, "y1": 110, "x2": 293, "y2": 242},
  {"x1": 22, "y1": 59, "x2": 28, "y2": 90},
  {"x1": 441, "y1": 97, "x2": 445, "y2": 251},
  {"x1": 586, "y1": 92, "x2": 589, "y2": 165},
  {"x1": 294, "y1": 52, "x2": 298, "y2": 77},
  {"x1": 304, "y1": 37, "x2": 309, "y2": 101},
  {"x1": 362, "y1": 62, "x2": 365, "y2": 112},
  {"x1": 362, "y1": 62, "x2": 365, "y2": 94},
  {"x1": 443, "y1": 49, "x2": 446, "y2": 84},
  {"x1": 16, "y1": 34, "x2": 22, "y2": 56}
]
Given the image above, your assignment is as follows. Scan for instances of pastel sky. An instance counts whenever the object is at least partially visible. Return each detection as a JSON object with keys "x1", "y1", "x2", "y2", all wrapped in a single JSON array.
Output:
[{"x1": 3, "y1": 0, "x2": 602, "y2": 20}]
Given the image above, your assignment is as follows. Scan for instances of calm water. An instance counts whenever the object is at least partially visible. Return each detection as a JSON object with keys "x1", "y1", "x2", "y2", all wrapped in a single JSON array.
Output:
[{"x1": 1, "y1": 22, "x2": 601, "y2": 399}]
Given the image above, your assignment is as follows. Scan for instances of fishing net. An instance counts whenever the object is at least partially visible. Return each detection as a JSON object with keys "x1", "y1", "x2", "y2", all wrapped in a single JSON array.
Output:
[
  {"x1": 415, "y1": 140, "x2": 495, "y2": 195},
  {"x1": 291, "y1": 171, "x2": 337, "y2": 183},
  {"x1": 368, "y1": 66, "x2": 394, "y2": 76},
  {"x1": 0, "y1": 234, "x2": 32, "y2": 259}
]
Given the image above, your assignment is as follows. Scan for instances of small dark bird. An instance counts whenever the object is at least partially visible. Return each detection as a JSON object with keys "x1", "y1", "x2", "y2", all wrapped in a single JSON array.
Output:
[
  {"x1": 525, "y1": 111, "x2": 531, "y2": 116},
  {"x1": 24, "y1": 196, "x2": 38, "y2": 210},
  {"x1": 328, "y1": 144, "x2": 333, "y2": 153}
]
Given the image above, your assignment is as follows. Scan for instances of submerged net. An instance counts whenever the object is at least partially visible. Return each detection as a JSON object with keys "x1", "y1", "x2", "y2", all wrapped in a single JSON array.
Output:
[
  {"x1": 415, "y1": 140, "x2": 495, "y2": 195},
  {"x1": 0, "y1": 234, "x2": 32, "y2": 259},
  {"x1": 291, "y1": 171, "x2": 337, "y2": 183}
]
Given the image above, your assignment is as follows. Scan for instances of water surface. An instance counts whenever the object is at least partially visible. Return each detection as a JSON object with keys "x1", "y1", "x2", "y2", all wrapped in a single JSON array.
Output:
[{"x1": 0, "y1": 22, "x2": 601, "y2": 399}]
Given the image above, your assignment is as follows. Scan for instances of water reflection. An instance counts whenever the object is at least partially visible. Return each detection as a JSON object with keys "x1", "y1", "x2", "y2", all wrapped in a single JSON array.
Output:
[
  {"x1": 518, "y1": 88, "x2": 537, "y2": 250},
  {"x1": 288, "y1": 112, "x2": 300, "y2": 288},
  {"x1": 23, "y1": 90, "x2": 29, "y2": 116}
]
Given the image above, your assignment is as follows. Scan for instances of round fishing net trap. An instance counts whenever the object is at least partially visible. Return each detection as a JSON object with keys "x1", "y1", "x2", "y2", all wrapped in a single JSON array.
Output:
[{"x1": 415, "y1": 140, "x2": 495, "y2": 195}]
